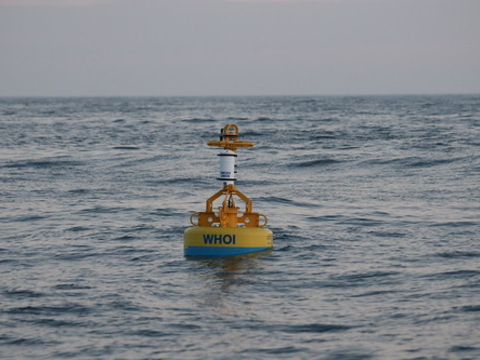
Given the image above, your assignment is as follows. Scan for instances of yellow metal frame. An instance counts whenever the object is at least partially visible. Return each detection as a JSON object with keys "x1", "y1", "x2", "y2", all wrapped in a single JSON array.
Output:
[
  {"x1": 189, "y1": 124, "x2": 268, "y2": 229},
  {"x1": 206, "y1": 123, "x2": 254, "y2": 152},
  {"x1": 190, "y1": 184, "x2": 268, "y2": 228}
]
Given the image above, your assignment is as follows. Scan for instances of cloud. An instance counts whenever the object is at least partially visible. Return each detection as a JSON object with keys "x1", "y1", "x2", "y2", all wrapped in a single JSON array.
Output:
[
  {"x1": 0, "y1": 0, "x2": 346, "y2": 6},
  {"x1": 227, "y1": 0, "x2": 341, "y2": 2},
  {"x1": 0, "y1": 0, "x2": 110, "y2": 7}
]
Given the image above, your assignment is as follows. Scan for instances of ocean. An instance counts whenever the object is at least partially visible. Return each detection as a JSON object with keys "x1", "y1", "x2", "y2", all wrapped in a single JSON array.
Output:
[{"x1": 1, "y1": 95, "x2": 479, "y2": 360}]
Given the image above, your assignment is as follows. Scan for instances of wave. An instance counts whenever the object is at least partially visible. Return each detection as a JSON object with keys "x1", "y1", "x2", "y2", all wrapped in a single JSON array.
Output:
[
  {"x1": 361, "y1": 156, "x2": 466, "y2": 169},
  {"x1": 127, "y1": 329, "x2": 170, "y2": 337},
  {"x1": 111, "y1": 146, "x2": 140, "y2": 150},
  {"x1": 433, "y1": 251, "x2": 480, "y2": 259},
  {"x1": 253, "y1": 117, "x2": 276, "y2": 122},
  {"x1": 324, "y1": 271, "x2": 401, "y2": 288},
  {"x1": 0, "y1": 336, "x2": 55, "y2": 346},
  {"x1": 8, "y1": 214, "x2": 49, "y2": 223},
  {"x1": 148, "y1": 208, "x2": 184, "y2": 217},
  {"x1": 459, "y1": 305, "x2": 480, "y2": 313},
  {"x1": 290, "y1": 158, "x2": 342, "y2": 168},
  {"x1": 281, "y1": 323, "x2": 353, "y2": 333},
  {"x1": 77, "y1": 205, "x2": 136, "y2": 214},
  {"x1": 306, "y1": 215, "x2": 386, "y2": 227},
  {"x1": 420, "y1": 269, "x2": 480, "y2": 281},
  {"x1": 449, "y1": 345, "x2": 480, "y2": 354},
  {"x1": 2, "y1": 159, "x2": 83, "y2": 169},
  {"x1": 3, "y1": 289, "x2": 45, "y2": 299},
  {"x1": 6, "y1": 304, "x2": 92, "y2": 316},
  {"x1": 53, "y1": 283, "x2": 92, "y2": 290},
  {"x1": 180, "y1": 118, "x2": 217, "y2": 123},
  {"x1": 255, "y1": 196, "x2": 320, "y2": 208},
  {"x1": 429, "y1": 221, "x2": 478, "y2": 228},
  {"x1": 351, "y1": 289, "x2": 400, "y2": 298}
]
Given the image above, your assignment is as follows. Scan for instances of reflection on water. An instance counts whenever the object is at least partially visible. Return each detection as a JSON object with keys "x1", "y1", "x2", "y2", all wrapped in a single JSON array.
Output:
[{"x1": 188, "y1": 252, "x2": 272, "y2": 314}]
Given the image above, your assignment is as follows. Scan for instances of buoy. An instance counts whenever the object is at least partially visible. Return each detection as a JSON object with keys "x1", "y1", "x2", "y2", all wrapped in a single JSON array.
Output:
[{"x1": 184, "y1": 124, "x2": 273, "y2": 257}]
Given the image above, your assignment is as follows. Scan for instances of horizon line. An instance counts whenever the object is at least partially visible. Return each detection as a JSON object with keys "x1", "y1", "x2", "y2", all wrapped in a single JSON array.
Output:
[{"x1": 0, "y1": 92, "x2": 479, "y2": 98}]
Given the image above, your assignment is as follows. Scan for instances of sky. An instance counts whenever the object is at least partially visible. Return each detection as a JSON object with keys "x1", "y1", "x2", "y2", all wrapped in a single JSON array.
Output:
[{"x1": 0, "y1": 0, "x2": 479, "y2": 96}]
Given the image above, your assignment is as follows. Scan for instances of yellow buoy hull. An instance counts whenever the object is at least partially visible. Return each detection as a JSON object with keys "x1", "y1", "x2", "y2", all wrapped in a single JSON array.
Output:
[{"x1": 184, "y1": 226, "x2": 273, "y2": 257}]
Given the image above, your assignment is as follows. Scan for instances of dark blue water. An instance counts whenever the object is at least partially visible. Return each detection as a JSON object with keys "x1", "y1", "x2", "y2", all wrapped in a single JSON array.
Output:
[{"x1": 1, "y1": 95, "x2": 480, "y2": 360}]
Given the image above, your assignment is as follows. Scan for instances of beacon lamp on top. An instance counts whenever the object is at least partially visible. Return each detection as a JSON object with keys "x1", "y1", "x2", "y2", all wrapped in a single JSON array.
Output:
[{"x1": 183, "y1": 124, "x2": 273, "y2": 258}]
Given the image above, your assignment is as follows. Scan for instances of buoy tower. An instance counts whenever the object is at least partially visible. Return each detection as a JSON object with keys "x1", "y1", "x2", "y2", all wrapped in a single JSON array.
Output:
[{"x1": 184, "y1": 124, "x2": 273, "y2": 257}]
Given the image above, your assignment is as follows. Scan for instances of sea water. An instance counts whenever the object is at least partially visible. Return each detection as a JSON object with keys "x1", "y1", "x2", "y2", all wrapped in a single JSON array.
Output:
[{"x1": 1, "y1": 95, "x2": 480, "y2": 359}]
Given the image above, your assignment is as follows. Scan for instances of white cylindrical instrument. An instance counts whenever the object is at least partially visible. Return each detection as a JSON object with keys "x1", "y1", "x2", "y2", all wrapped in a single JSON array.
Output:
[{"x1": 217, "y1": 149, "x2": 237, "y2": 184}]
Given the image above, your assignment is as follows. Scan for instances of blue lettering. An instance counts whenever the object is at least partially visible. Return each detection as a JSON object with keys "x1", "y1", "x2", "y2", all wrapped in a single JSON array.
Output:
[
  {"x1": 203, "y1": 234, "x2": 214, "y2": 244},
  {"x1": 223, "y1": 234, "x2": 233, "y2": 244},
  {"x1": 202, "y1": 234, "x2": 236, "y2": 245},
  {"x1": 214, "y1": 234, "x2": 223, "y2": 244}
]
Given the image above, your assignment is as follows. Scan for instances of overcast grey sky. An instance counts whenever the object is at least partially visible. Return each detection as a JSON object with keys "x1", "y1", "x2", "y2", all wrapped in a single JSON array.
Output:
[{"x1": 1, "y1": 0, "x2": 479, "y2": 96}]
